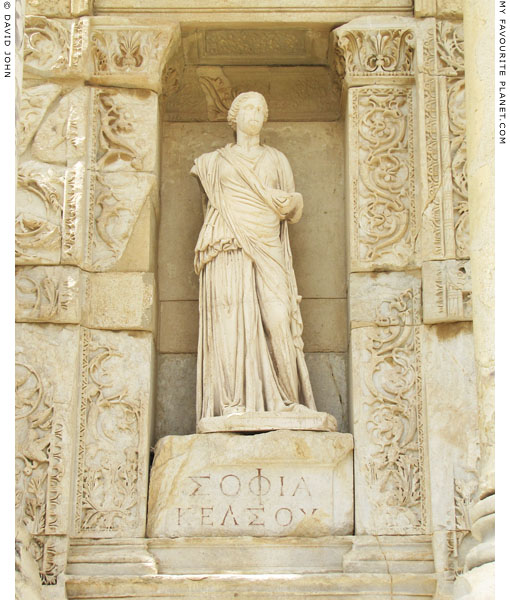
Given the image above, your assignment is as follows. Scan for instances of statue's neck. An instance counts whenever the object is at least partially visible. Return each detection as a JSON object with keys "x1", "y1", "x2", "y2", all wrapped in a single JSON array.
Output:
[{"x1": 235, "y1": 130, "x2": 260, "y2": 151}]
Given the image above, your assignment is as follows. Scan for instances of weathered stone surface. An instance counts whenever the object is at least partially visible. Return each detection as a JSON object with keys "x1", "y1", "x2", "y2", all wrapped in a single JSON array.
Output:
[
  {"x1": 25, "y1": 0, "x2": 91, "y2": 18},
  {"x1": 16, "y1": 324, "x2": 81, "y2": 584},
  {"x1": 422, "y1": 323, "x2": 478, "y2": 532},
  {"x1": 349, "y1": 271, "x2": 422, "y2": 328},
  {"x1": 74, "y1": 329, "x2": 154, "y2": 538},
  {"x1": 148, "y1": 431, "x2": 353, "y2": 538},
  {"x1": 82, "y1": 272, "x2": 156, "y2": 331},
  {"x1": 84, "y1": 173, "x2": 157, "y2": 272},
  {"x1": 15, "y1": 524, "x2": 44, "y2": 600},
  {"x1": 65, "y1": 571, "x2": 437, "y2": 600}
]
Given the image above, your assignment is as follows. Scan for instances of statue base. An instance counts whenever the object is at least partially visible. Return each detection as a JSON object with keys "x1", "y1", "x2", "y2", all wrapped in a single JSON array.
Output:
[
  {"x1": 197, "y1": 408, "x2": 337, "y2": 433},
  {"x1": 147, "y1": 430, "x2": 353, "y2": 538}
]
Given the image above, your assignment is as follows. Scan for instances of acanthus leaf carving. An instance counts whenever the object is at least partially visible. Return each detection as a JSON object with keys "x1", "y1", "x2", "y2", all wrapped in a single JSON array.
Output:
[{"x1": 335, "y1": 28, "x2": 415, "y2": 78}]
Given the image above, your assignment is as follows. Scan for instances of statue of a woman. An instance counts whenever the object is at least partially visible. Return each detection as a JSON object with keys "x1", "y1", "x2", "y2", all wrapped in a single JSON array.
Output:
[{"x1": 191, "y1": 91, "x2": 336, "y2": 433}]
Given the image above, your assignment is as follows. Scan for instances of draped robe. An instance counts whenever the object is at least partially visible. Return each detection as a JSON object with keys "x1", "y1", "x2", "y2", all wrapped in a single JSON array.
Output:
[{"x1": 192, "y1": 143, "x2": 316, "y2": 420}]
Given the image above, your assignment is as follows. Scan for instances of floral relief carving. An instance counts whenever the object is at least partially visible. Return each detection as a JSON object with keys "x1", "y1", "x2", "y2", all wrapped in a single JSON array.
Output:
[
  {"x1": 197, "y1": 67, "x2": 237, "y2": 121},
  {"x1": 24, "y1": 16, "x2": 71, "y2": 74},
  {"x1": 362, "y1": 288, "x2": 426, "y2": 533},
  {"x1": 91, "y1": 88, "x2": 157, "y2": 172},
  {"x1": 336, "y1": 29, "x2": 415, "y2": 78},
  {"x1": 454, "y1": 477, "x2": 478, "y2": 547},
  {"x1": 204, "y1": 29, "x2": 306, "y2": 58},
  {"x1": 17, "y1": 84, "x2": 62, "y2": 156},
  {"x1": 16, "y1": 266, "x2": 81, "y2": 323},
  {"x1": 351, "y1": 87, "x2": 415, "y2": 268},
  {"x1": 91, "y1": 29, "x2": 166, "y2": 74},
  {"x1": 447, "y1": 78, "x2": 469, "y2": 258},
  {"x1": 75, "y1": 329, "x2": 145, "y2": 535},
  {"x1": 15, "y1": 358, "x2": 67, "y2": 554},
  {"x1": 16, "y1": 162, "x2": 64, "y2": 265},
  {"x1": 86, "y1": 172, "x2": 153, "y2": 271},
  {"x1": 436, "y1": 21, "x2": 464, "y2": 75}
]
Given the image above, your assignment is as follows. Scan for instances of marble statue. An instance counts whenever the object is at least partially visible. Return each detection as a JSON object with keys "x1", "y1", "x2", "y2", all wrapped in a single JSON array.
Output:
[{"x1": 191, "y1": 91, "x2": 336, "y2": 433}]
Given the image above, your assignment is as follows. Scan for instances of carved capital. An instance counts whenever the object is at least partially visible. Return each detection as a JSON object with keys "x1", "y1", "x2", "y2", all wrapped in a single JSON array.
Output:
[
  {"x1": 89, "y1": 18, "x2": 181, "y2": 93},
  {"x1": 334, "y1": 25, "x2": 415, "y2": 84}
]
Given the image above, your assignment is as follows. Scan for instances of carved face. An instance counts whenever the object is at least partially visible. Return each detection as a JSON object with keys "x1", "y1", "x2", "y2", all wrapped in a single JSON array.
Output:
[{"x1": 236, "y1": 96, "x2": 266, "y2": 136}]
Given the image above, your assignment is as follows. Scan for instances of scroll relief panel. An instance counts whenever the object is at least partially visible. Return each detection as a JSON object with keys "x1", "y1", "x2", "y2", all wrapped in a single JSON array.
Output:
[
  {"x1": 350, "y1": 273, "x2": 427, "y2": 535},
  {"x1": 16, "y1": 324, "x2": 81, "y2": 583},
  {"x1": 16, "y1": 82, "x2": 159, "y2": 272},
  {"x1": 347, "y1": 85, "x2": 417, "y2": 271},
  {"x1": 74, "y1": 328, "x2": 153, "y2": 537}
]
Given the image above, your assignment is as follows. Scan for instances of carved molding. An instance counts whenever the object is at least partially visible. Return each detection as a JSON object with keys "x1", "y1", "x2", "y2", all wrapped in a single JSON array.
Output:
[
  {"x1": 75, "y1": 328, "x2": 152, "y2": 537},
  {"x1": 335, "y1": 27, "x2": 415, "y2": 81},
  {"x1": 421, "y1": 20, "x2": 469, "y2": 262},
  {"x1": 17, "y1": 83, "x2": 62, "y2": 156},
  {"x1": 422, "y1": 260, "x2": 472, "y2": 324},
  {"x1": 349, "y1": 86, "x2": 416, "y2": 270}
]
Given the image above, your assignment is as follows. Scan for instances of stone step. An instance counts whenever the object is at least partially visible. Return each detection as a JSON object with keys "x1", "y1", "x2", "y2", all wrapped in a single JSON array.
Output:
[{"x1": 65, "y1": 572, "x2": 438, "y2": 599}]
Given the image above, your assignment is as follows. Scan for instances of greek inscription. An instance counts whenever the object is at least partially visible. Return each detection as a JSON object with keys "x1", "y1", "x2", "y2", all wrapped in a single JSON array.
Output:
[
  {"x1": 299, "y1": 508, "x2": 318, "y2": 517},
  {"x1": 220, "y1": 474, "x2": 241, "y2": 497},
  {"x1": 201, "y1": 507, "x2": 213, "y2": 526},
  {"x1": 275, "y1": 507, "x2": 293, "y2": 527},
  {"x1": 249, "y1": 468, "x2": 271, "y2": 500},
  {"x1": 188, "y1": 475, "x2": 211, "y2": 496},
  {"x1": 291, "y1": 477, "x2": 312, "y2": 497},
  {"x1": 220, "y1": 505, "x2": 239, "y2": 527},
  {"x1": 247, "y1": 507, "x2": 265, "y2": 526},
  {"x1": 177, "y1": 507, "x2": 190, "y2": 526}
]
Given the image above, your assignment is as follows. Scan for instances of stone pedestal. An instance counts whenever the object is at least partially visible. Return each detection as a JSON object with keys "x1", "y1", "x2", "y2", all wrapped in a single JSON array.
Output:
[{"x1": 147, "y1": 431, "x2": 353, "y2": 538}]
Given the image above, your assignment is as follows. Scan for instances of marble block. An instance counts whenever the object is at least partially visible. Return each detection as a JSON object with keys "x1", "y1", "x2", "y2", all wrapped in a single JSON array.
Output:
[{"x1": 148, "y1": 431, "x2": 353, "y2": 538}]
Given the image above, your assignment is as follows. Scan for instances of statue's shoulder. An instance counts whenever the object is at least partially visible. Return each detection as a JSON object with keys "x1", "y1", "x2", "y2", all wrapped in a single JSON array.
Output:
[{"x1": 263, "y1": 145, "x2": 290, "y2": 163}]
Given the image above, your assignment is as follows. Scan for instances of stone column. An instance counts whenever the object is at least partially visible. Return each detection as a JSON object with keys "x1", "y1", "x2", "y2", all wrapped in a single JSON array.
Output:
[
  {"x1": 16, "y1": 7, "x2": 180, "y2": 587},
  {"x1": 453, "y1": 0, "x2": 495, "y2": 597}
]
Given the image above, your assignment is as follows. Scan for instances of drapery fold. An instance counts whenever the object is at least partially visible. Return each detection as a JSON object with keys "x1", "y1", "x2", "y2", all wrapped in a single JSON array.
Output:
[{"x1": 192, "y1": 144, "x2": 316, "y2": 419}]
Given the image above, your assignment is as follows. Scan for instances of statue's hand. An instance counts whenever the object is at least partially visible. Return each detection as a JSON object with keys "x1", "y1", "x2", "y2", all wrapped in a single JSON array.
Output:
[{"x1": 271, "y1": 191, "x2": 303, "y2": 223}]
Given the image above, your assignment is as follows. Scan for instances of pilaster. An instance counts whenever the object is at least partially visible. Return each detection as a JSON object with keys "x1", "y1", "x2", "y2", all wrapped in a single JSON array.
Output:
[{"x1": 15, "y1": 8, "x2": 181, "y2": 587}]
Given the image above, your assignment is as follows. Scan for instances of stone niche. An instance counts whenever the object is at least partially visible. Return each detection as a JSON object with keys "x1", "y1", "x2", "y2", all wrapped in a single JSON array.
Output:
[{"x1": 156, "y1": 25, "x2": 348, "y2": 439}]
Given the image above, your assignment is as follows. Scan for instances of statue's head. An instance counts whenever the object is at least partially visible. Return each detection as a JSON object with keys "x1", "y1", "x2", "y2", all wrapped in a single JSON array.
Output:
[{"x1": 227, "y1": 92, "x2": 269, "y2": 134}]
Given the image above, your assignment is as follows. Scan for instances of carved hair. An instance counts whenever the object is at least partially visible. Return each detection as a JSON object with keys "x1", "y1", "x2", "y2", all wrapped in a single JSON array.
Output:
[{"x1": 227, "y1": 92, "x2": 269, "y2": 130}]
